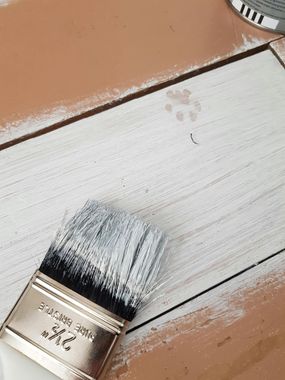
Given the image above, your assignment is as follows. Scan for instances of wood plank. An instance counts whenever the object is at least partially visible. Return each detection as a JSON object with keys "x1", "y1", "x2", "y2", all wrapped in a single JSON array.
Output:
[
  {"x1": 270, "y1": 38, "x2": 285, "y2": 66},
  {"x1": 107, "y1": 252, "x2": 285, "y2": 380},
  {"x1": 0, "y1": 51, "x2": 285, "y2": 329},
  {"x1": 0, "y1": 0, "x2": 279, "y2": 146}
]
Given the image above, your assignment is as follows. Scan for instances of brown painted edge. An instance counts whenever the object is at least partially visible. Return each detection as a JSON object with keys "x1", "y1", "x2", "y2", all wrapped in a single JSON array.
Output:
[{"x1": 270, "y1": 37, "x2": 285, "y2": 67}]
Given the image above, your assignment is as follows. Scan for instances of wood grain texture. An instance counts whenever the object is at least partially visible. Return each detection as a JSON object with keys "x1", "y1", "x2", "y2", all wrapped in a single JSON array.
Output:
[
  {"x1": 270, "y1": 38, "x2": 285, "y2": 66},
  {"x1": 0, "y1": 0, "x2": 279, "y2": 146},
  {"x1": 0, "y1": 51, "x2": 285, "y2": 331},
  {"x1": 107, "y1": 252, "x2": 285, "y2": 380}
]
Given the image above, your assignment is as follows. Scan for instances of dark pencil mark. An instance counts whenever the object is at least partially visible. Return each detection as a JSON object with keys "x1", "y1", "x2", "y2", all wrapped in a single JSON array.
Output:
[
  {"x1": 190, "y1": 133, "x2": 199, "y2": 145},
  {"x1": 217, "y1": 336, "x2": 232, "y2": 347}
]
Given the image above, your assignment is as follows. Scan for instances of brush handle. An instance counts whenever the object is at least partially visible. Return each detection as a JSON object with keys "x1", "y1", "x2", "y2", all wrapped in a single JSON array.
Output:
[{"x1": 0, "y1": 340, "x2": 59, "y2": 380}]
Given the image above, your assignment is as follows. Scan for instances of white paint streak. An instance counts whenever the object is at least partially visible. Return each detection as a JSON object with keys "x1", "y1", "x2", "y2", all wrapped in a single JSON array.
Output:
[
  {"x1": 0, "y1": 0, "x2": 15, "y2": 6},
  {"x1": 0, "y1": 76, "x2": 163, "y2": 143}
]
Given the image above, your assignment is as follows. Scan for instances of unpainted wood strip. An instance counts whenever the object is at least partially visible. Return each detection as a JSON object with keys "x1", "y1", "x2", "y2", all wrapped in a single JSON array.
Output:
[
  {"x1": 270, "y1": 38, "x2": 285, "y2": 66},
  {"x1": 0, "y1": 51, "x2": 285, "y2": 330},
  {"x1": 107, "y1": 252, "x2": 285, "y2": 380},
  {"x1": 0, "y1": 0, "x2": 279, "y2": 146}
]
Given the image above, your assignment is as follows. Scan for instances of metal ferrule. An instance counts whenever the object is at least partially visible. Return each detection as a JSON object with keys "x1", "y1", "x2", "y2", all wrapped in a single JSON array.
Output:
[{"x1": 0, "y1": 271, "x2": 127, "y2": 380}]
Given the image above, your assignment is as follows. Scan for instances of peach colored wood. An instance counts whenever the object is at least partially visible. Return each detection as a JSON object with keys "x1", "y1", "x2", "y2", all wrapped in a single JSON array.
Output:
[
  {"x1": 270, "y1": 38, "x2": 285, "y2": 65},
  {"x1": 107, "y1": 253, "x2": 285, "y2": 380},
  {"x1": 0, "y1": 0, "x2": 278, "y2": 145}
]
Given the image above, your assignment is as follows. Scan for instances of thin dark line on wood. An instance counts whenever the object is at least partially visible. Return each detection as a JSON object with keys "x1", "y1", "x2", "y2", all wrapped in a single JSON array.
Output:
[
  {"x1": 0, "y1": 40, "x2": 279, "y2": 152},
  {"x1": 190, "y1": 133, "x2": 199, "y2": 145},
  {"x1": 127, "y1": 247, "x2": 285, "y2": 334}
]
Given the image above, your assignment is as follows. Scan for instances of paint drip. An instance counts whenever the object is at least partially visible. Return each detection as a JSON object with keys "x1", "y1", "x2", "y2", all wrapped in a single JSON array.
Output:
[{"x1": 228, "y1": 0, "x2": 285, "y2": 33}]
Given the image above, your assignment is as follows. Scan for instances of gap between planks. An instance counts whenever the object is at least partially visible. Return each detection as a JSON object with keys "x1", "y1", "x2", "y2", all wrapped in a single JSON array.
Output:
[
  {"x1": 127, "y1": 246, "x2": 285, "y2": 334},
  {"x1": 0, "y1": 50, "x2": 285, "y2": 332},
  {"x1": 0, "y1": 40, "x2": 279, "y2": 152},
  {"x1": 107, "y1": 251, "x2": 285, "y2": 380}
]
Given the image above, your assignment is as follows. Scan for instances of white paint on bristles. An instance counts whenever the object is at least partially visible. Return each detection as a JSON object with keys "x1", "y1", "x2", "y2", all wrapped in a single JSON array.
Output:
[{"x1": 42, "y1": 200, "x2": 167, "y2": 319}]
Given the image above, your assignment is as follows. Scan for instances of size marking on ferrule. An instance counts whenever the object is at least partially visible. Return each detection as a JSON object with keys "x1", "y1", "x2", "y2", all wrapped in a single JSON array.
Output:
[{"x1": 0, "y1": 271, "x2": 127, "y2": 380}]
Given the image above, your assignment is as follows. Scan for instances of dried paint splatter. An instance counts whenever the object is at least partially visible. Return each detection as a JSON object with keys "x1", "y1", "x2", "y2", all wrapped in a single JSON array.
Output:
[
  {"x1": 165, "y1": 89, "x2": 201, "y2": 122},
  {"x1": 165, "y1": 88, "x2": 202, "y2": 144}
]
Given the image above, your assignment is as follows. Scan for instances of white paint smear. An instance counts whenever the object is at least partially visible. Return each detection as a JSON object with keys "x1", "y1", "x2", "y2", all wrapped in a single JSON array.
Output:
[{"x1": 0, "y1": 0, "x2": 14, "y2": 6}]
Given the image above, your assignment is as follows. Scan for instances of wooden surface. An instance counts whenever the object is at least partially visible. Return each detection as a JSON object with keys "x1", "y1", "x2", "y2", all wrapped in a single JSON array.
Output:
[
  {"x1": 0, "y1": 0, "x2": 279, "y2": 147},
  {"x1": 0, "y1": 12, "x2": 285, "y2": 376},
  {"x1": 107, "y1": 252, "x2": 285, "y2": 380},
  {"x1": 1, "y1": 50, "x2": 285, "y2": 335},
  {"x1": 271, "y1": 38, "x2": 285, "y2": 66}
]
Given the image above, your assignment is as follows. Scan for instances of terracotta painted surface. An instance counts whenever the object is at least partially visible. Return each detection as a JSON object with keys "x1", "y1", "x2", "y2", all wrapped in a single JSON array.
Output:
[
  {"x1": 0, "y1": 0, "x2": 277, "y2": 140},
  {"x1": 107, "y1": 265, "x2": 285, "y2": 380}
]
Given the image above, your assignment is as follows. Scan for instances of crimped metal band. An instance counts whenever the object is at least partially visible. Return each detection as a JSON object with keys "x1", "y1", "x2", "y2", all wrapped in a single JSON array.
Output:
[
  {"x1": 228, "y1": 0, "x2": 285, "y2": 33},
  {"x1": 0, "y1": 271, "x2": 127, "y2": 380}
]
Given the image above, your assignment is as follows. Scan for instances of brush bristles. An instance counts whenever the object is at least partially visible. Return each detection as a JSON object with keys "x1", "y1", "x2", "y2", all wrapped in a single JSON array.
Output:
[{"x1": 40, "y1": 200, "x2": 167, "y2": 321}]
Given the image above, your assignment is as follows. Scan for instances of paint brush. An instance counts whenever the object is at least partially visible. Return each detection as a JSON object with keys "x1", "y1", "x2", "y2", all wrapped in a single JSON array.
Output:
[{"x1": 0, "y1": 200, "x2": 167, "y2": 379}]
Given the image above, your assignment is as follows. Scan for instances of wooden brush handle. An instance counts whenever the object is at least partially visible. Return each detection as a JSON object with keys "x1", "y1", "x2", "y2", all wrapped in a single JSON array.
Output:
[{"x1": 0, "y1": 341, "x2": 59, "y2": 380}]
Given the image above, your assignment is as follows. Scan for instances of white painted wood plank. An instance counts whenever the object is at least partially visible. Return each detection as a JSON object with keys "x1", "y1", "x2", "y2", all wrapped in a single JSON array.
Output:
[{"x1": 0, "y1": 51, "x2": 285, "y2": 329}]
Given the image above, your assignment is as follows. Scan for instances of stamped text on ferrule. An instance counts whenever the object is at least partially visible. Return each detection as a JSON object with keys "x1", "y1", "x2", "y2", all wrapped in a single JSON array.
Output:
[{"x1": 38, "y1": 301, "x2": 97, "y2": 351}]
